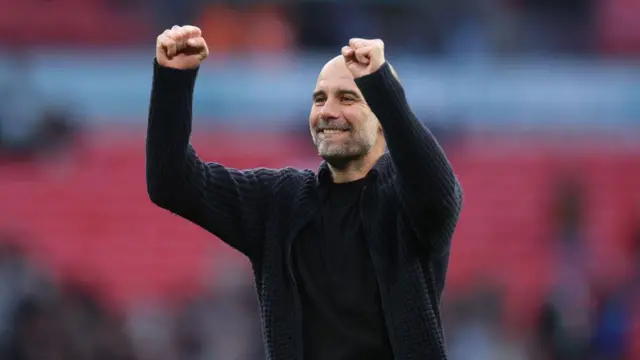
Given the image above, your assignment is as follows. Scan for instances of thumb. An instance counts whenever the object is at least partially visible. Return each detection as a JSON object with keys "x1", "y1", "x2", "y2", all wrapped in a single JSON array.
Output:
[
  {"x1": 341, "y1": 46, "x2": 354, "y2": 59},
  {"x1": 341, "y1": 46, "x2": 357, "y2": 68}
]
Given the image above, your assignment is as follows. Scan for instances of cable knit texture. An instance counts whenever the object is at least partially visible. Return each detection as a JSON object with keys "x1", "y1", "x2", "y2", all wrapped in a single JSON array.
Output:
[{"x1": 146, "y1": 60, "x2": 463, "y2": 360}]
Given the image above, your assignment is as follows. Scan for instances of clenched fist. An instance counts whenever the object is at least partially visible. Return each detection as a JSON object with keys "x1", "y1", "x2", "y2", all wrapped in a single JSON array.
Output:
[
  {"x1": 156, "y1": 25, "x2": 209, "y2": 70},
  {"x1": 341, "y1": 38, "x2": 386, "y2": 79}
]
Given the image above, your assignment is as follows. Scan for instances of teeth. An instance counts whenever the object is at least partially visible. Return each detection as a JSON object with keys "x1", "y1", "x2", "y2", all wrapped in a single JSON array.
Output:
[{"x1": 323, "y1": 129, "x2": 344, "y2": 134}]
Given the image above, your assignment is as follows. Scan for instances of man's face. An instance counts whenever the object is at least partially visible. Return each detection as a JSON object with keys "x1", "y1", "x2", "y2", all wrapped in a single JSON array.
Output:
[{"x1": 309, "y1": 56, "x2": 381, "y2": 167}]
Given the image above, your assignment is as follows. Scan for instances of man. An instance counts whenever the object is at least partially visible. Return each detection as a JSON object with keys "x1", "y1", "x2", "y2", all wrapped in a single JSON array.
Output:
[{"x1": 147, "y1": 25, "x2": 463, "y2": 360}]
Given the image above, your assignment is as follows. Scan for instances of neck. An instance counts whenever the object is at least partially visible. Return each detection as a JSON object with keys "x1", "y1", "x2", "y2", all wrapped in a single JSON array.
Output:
[{"x1": 329, "y1": 148, "x2": 384, "y2": 184}]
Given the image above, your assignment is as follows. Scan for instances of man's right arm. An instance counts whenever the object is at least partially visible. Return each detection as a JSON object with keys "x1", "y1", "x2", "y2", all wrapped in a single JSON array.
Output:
[{"x1": 146, "y1": 60, "x2": 278, "y2": 259}]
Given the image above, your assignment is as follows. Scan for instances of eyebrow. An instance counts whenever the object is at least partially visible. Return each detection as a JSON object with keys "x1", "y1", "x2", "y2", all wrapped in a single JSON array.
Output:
[{"x1": 312, "y1": 89, "x2": 361, "y2": 100}]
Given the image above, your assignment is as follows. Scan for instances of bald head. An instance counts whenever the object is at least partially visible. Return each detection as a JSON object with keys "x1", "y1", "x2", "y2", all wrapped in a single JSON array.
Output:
[
  {"x1": 317, "y1": 55, "x2": 352, "y2": 84},
  {"x1": 325, "y1": 54, "x2": 348, "y2": 69}
]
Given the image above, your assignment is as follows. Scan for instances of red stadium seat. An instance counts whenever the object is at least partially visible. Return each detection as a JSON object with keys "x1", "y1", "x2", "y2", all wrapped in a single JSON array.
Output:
[{"x1": 1, "y1": 131, "x2": 638, "y2": 327}]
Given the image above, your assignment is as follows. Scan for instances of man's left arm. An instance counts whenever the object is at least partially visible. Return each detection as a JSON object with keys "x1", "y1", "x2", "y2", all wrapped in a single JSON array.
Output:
[{"x1": 355, "y1": 62, "x2": 463, "y2": 256}]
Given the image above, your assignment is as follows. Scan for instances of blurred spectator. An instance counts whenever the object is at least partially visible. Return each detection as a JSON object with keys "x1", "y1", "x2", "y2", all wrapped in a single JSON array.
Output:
[
  {"x1": 588, "y1": 204, "x2": 640, "y2": 359},
  {"x1": 174, "y1": 260, "x2": 263, "y2": 360},
  {"x1": 0, "y1": 232, "x2": 135, "y2": 360},
  {"x1": 553, "y1": 175, "x2": 586, "y2": 251},
  {"x1": 0, "y1": 52, "x2": 79, "y2": 161},
  {"x1": 0, "y1": 236, "x2": 42, "y2": 356},
  {"x1": 446, "y1": 282, "x2": 527, "y2": 360},
  {"x1": 590, "y1": 282, "x2": 632, "y2": 360},
  {"x1": 537, "y1": 176, "x2": 594, "y2": 360},
  {"x1": 126, "y1": 301, "x2": 177, "y2": 360}
]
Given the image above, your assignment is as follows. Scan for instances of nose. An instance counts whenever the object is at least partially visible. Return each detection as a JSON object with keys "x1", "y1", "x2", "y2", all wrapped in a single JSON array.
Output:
[{"x1": 319, "y1": 98, "x2": 341, "y2": 120}]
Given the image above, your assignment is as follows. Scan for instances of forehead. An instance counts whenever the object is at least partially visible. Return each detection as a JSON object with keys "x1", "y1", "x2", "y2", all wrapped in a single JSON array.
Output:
[{"x1": 314, "y1": 61, "x2": 360, "y2": 93}]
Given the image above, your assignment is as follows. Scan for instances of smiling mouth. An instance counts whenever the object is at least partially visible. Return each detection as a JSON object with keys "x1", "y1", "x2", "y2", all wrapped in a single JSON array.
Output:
[{"x1": 318, "y1": 128, "x2": 349, "y2": 135}]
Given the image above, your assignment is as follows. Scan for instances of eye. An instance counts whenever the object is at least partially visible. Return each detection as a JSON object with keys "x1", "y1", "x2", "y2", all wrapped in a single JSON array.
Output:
[
  {"x1": 341, "y1": 96, "x2": 357, "y2": 104},
  {"x1": 313, "y1": 97, "x2": 326, "y2": 105}
]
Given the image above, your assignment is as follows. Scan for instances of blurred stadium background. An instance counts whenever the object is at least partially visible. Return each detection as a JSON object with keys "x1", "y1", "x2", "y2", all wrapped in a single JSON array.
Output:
[{"x1": 0, "y1": 0, "x2": 639, "y2": 359}]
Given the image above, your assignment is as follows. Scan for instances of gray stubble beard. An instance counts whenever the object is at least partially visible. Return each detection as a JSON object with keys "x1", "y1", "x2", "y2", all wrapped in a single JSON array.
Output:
[{"x1": 313, "y1": 131, "x2": 374, "y2": 170}]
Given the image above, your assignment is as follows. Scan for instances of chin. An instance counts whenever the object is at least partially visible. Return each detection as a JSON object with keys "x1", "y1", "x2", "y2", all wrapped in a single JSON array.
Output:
[
  {"x1": 319, "y1": 150, "x2": 364, "y2": 170},
  {"x1": 322, "y1": 155, "x2": 356, "y2": 170}
]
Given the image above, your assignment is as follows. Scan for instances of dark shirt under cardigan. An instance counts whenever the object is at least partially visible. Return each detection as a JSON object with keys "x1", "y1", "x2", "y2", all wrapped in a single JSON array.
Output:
[
  {"x1": 146, "y1": 59, "x2": 463, "y2": 360},
  {"x1": 297, "y1": 177, "x2": 394, "y2": 360}
]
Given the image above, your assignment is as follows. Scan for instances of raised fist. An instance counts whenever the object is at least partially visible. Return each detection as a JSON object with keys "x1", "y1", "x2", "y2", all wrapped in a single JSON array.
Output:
[
  {"x1": 341, "y1": 38, "x2": 386, "y2": 79},
  {"x1": 156, "y1": 25, "x2": 209, "y2": 70}
]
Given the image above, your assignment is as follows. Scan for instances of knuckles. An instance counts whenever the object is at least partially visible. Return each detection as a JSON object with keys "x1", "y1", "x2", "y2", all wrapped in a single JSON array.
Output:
[
  {"x1": 157, "y1": 25, "x2": 202, "y2": 46},
  {"x1": 348, "y1": 38, "x2": 384, "y2": 49}
]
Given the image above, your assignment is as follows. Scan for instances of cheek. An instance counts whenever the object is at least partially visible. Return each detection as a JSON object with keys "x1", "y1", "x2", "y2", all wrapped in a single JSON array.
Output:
[
  {"x1": 309, "y1": 108, "x2": 319, "y2": 127},
  {"x1": 344, "y1": 108, "x2": 371, "y2": 129}
]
